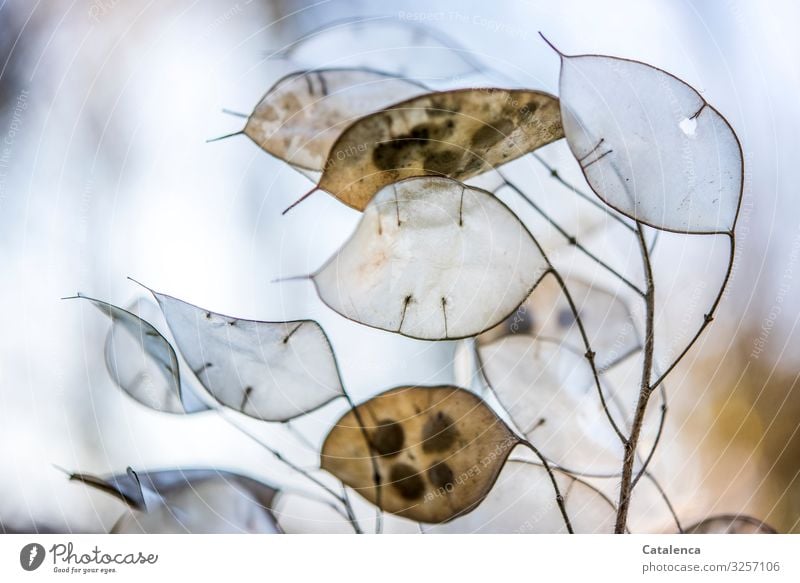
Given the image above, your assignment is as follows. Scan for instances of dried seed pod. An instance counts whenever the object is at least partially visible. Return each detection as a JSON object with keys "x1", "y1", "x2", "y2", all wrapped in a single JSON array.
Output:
[
  {"x1": 684, "y1": 515, "x2": 776, "y2": 534},
  {"x1": 244, "y1": 68, "x2": 425, "y2": 171},
  {"x1": 317, "y1": 88, "x2": 563, "y2": 210},
  {"x1": 69, "y1": 468, "x2": 281, "y2": 534},
  {"x1": 478, "y1": 336, "x2": 624, "y2": 473},
  {"x1": 72, "y1": 295, "x2": 185, "y2": 414},
  {"x1": 321, "y1": 385, "x2": 519, "y2": 523},
  {"x1": 312, "y1": 176, "x2": 549, "y2": 340},
  {"x1": 122, "y1": 296, "x2": 210, "y2": 413},
  {"x1": 557, "y1": 48, "x2": 742, "y2": 233},
  {"x1": 151, "y1": 291, "x2": 344, "y2": 421}
]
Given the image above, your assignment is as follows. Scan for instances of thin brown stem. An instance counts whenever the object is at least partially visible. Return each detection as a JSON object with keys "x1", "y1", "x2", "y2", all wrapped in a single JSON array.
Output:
[
  {"x1": 615, "y1": 222, "x2": 655, "y2": 533},
  {"x1": 522, "y1": 446, "x2": 681, "y2": 533},
  {"x1": 619, "y1": 233, "x2": 736, "y2": 530},
  {"x1": 519, "y1": 439, "x2": 574, "y2": 533},
  {"x1": 509, "y1": 459, "x2": 621, "y2": 528},
  {"x1": 548, "y1": 269, "x2": 627, "y2": 443},
  {"x1": 628, "y1": 383, "x2": 682, "y2": 533},
  {"x1": 644, "y1": 471, "x2": 684, "y2": 533},
  {"x1": 221, "y1": 411, "x2": 362, "y2": 533},
  {"x1": 531, "y1": 152, "x2": 636, "y2": 233},
  {"x1": 650, "y1": 232, "x2": 736, "y2": 391},
  {"x1": 513, "y1": 453, "x2": 679, "y2": 533},
  {"x1": 500, "y1": 174, "x2": 645, "y2": 297}
]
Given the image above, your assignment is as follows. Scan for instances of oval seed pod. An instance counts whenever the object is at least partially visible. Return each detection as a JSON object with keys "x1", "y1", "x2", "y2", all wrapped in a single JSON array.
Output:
[
  {"x1": 312, "y1": 176, "x2": 549, "y2": 340},
  {"x1": 69, "y1": 468, "x2": 281, "y2": 534},
  {"x1": 321, "y1": 385, "x2": 519, "y2": 523},
  {"x1": 243, "y1": 68, "x2": 426, "y2": 171},
  {"x1": 556, "y1": 46, "x2": 742, "y2": 233},
  {"x1": 151, "y1": 290, "x2": 345, "y2": 422},
  {"x1": 316, "y1": 88, "x2": 563, "y2": 210},
  {"x1": 477, "y1": 274, "x2": 641, "y2": 371},
  {"x1": 71, "y1": 295, "x2": 186, "y2": 414},
  {"x1": 478, "y1": 336, "x2": 624, "y2": 473},
  {"x1": 684, "y1": 515, "x2": 776, "y2": 534}
]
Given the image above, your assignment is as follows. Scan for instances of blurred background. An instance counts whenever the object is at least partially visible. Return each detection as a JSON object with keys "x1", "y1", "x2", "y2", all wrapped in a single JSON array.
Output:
[{"x1": 0, "y1": 0, "x2": 798, "y2": 533}]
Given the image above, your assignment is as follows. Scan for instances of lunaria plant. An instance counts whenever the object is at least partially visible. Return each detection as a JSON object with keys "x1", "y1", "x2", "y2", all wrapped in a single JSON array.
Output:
[{"x1": 65, "y1": 20, "x2": 772, "y2": 534}]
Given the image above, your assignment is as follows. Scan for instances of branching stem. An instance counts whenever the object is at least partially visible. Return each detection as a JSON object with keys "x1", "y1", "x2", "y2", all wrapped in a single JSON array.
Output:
[
  {"x1": 500, "y1": 172, "x2": 645, "y2": 297},
  {"x1": 510, "y1": 459, "x2": 620, "y2": 527},
  {"x1": 614, "y1": 222, "x2": 655, "y2": 533},
  {"x1": 531, "y1": 152, "x2": 641, "y2": 236},
  {"x1": 220, "y1": 411, "x2": 362, "y2": 533},
  {"x1": 615, "y1": 232, "x2": 734, "y2": 532},
  {"x1": 535, "y1": 158, "x2": 731, "y2": 533},
  {"x1": 547, "y1": 268, "x2": 627, "y2": 443}
]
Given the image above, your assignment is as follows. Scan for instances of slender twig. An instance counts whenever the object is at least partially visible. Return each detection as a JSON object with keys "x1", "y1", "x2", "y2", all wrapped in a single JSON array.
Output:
[
  {"x1": 516, "y1": 157, "x2": 649, "y2": 336},
  {"x1": 648, "y1": 229, "x2": 660, "y2": 255},
  {"x1": 531, "y1": 158, "x2": 685, "y2": 532},
  {"x1": 626, "y1": 373, "x2": 681, "y2": 533},
  {"x1": 614, "y1": 222, "x2": 656, "y2": 533},
  {"x1": 601, "y1": 357, "x2": 678, "y2": 528},
  {"x1": 519, "y1": 440, "x2": 574, "y2": 533},
  {"x1": 650, "y1": 232, "x2": 736, "y2": 391},
  {"x1": 624, "y1": 379, "x2": 682, "y2": 532},
  {"x1": 547, "y1": 269, "x2": 628, "y2": 443},
  {"x1": 220, "y1": 411, "x2": 362, "y2": 533},
  {"x1": 644, "y1": 472, "x2": 684, "y2": 533},
  {"x1": 285, "y1": 421, "x2": 318, "y2": 451},
  {"x1": 612, "y1": 234, "x2": 735, "y2": 531},
  {"x1": 535, "y1": 334, "x2": 641, "y2": 374},
  {"x1": 510, "y1": 460, "x2": 620, "y2": 520},
  {"x1": 500, "y1": 173, "x2": 646, "y2": 297},
  {"x1": 531, "y1": 153, "x2": 636, "y2": 233},
  {"x1": 515, "y1": 445, "x2": 681, "y2": 533}
]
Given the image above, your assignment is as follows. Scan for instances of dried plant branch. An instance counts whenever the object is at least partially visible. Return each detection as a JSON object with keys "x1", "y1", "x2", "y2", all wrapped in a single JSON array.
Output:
[
  {"x1": 614, "y1": 233, "x2": 735, "y2": 532},
  {"x1": 531, "y1": 152, "x2": 636, "y2": 233},
  {"x1": 518, "y1": 439, "x2": 574, "y2": 533},
  {"x1": 511, "y1": 459, "x2": 622, "y2": 531},
  {"x1": 220, "y1": 411, "x2": 363, "y2": 533},
  {"x1": 614, "y1": 222, "x2": 656, "y2": 533},
  {"x1": 500, "y1": 173, "x2": 646, "y2": 297},
  {"x1": 524, "y1": 456, "x2": 679, "y2": 533},
  {"x1": 531, "y1": 157, "x2": 688, "y2": 534},
  {"x1": 650, "y1": 232, "x2": 736, "y2": 391},
  {"x1": 546, "y1": 268, "x2": 628, "y2": 443},
  {"x1": 643, "y1": 471, "x2": 684, "y2": 533}
]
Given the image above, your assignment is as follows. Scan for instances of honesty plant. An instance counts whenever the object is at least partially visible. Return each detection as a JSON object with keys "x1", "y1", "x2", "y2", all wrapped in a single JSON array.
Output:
[{"x1": 65, "y1": 20, "x2": 771, "y2": 535}]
